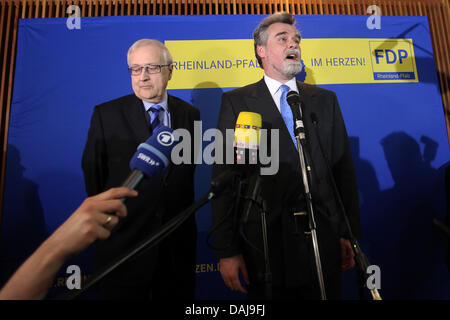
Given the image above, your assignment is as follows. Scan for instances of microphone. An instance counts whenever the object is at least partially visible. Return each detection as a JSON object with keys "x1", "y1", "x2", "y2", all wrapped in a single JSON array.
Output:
[
  {"x1": 234, "y1": 111, "x2": 262, "y2": 167},
  {"x1": 286, "y1": 91, "x2": 306, "y2": 139},
  {"x1": 122, "y1": 125, "x2": 176, "y2": 193},
  {"x1": 310, "y1": 112, "x2": 318, "y2": 125},
  {"x1": 210, "y1": 112, "x2": 262, "y2": 190},
  {"x1": 233, "y1": 112, "x2": 271, "y2": 294},
  {"x1": 233, "y1": 112, "x2": 263, "y2": 227},
  {"x1": 209, "y1": 112, "x2": 263, "y2": 250}
]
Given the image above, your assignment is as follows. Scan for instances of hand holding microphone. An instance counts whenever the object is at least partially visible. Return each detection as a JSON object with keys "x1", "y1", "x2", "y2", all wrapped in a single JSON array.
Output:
[{"x1": 0, "y1": 187, "x2": 138, "y2": 300}]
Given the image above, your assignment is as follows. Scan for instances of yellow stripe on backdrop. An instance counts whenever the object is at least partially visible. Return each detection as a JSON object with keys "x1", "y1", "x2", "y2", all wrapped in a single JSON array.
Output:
[{"x1": 166, "y1": 38, "x2": 418, "y2": 89}]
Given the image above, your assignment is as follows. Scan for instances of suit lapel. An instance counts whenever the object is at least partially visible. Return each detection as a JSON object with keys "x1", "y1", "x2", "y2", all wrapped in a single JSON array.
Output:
[
  {"x1": 297, "y1": 81, "x2": 318, "y2": 156},
  {"x1": 122, "y1": 94, "x2": 151, "y2": 143},
  {"x1": 163, "y1": 94, "x2": 186, "y2": 183},
  {"x1": 297, "y1": 81, "x2": 316, "y2": 120},
  {"x1": 244, "y1": 79, "x2": 299, "y2": 155},
  {"x1": 297, "y1": 81, "x2": 322, "y2": 195},
  {"x1": 122, "y1": 94, "x2": 186, "y2": 142},
  {"x1": 167, "y1": 95, "x2": 185, "y2": 130},
  {"x1": 244, "y1": 79, "x2": 279, "y2": 125}
]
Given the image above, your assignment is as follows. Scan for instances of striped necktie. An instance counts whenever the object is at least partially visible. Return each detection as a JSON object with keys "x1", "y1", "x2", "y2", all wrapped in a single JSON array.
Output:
[{"x1": 149, "y1": 104, "x2": 163, "y2": 133}]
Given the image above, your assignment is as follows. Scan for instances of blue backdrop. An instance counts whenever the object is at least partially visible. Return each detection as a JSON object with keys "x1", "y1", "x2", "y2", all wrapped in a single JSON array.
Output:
[{"x1": 1, "y1": 15, "x2": 449, "y2": 300}]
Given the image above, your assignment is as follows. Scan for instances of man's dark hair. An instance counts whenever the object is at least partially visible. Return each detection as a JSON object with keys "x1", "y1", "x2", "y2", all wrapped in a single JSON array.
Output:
[{"x1": 253, "y1": 12, "x2": 298, "y2": 69}]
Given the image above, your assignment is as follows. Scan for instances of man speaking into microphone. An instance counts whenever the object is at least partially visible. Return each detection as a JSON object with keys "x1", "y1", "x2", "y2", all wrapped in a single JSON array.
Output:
[
  {"x1": 82, "y1": 39, "x2": 200, "y2": 300},
  {"x1": 211, "y1": 13, "x2": 360, "y2": 300}
]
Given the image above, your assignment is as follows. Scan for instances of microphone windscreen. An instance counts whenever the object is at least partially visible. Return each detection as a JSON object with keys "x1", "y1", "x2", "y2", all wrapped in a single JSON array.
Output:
[
  {"x1": 286, "y1": 91, "x2": 300, "y2": 106},
  {"x1": 233, "y1": 112, "x2": 262, "y2": 150},
  {"x1": 129, "y1": 125, "x2": 176, "y2": 177}
]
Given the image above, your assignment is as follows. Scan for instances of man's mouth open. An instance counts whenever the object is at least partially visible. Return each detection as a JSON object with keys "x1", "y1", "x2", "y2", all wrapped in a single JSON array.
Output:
[{"x1": 285, "y1": 51, "x2": 300, "y2": 61}]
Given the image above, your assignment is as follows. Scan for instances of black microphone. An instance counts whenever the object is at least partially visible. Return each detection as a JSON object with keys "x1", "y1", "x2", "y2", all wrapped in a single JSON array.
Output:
[
  {"x1": 311, "y1": 112, "x2": 318, "y2": 126},
  {"x1": 287, "y1": 91, "x2": 305, "y2": 138},
  {"x1": 241, "y1": 172, "x2": 263, "y2": 227}
]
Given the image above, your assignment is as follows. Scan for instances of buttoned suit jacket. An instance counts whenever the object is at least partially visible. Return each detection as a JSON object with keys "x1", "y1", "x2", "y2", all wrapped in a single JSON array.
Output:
[
  {"x1": 211, "y1": 79, "x2": 360, "y2": 289},
  {"x1": 82, "y1": 93, "x2": 200, "y2": 288}
]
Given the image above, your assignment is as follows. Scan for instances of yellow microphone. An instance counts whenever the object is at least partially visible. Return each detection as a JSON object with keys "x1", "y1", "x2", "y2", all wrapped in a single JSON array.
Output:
[{"x1": 233, "y1": 112, "x2": 262, "y2": 165}]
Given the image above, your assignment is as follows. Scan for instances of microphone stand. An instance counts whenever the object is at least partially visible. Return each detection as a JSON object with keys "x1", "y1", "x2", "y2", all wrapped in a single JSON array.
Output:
[
  {"x1": 294, "y1": 132, "x2": 327, "y2": 300},
  {"x1": 288, "y1": 95, "x2": 327, "y2": 300},
  {"x1": 239, "y1": 173, "x2": 272, "y2": 299},
  {"x1": 310, "y1": 114, "x2": 382, "y2": 301},
  {"x1": 52, "y1": 183, "x2": 224, "y2": 300},
  {"x1": 259, "y1": 198, "x2": 272, "y2": 300}
]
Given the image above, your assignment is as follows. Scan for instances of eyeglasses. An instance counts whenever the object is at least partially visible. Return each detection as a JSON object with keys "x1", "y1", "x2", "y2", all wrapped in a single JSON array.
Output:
[{"x1": 128, "y1": 64, "x2": 171, "y2": 76}]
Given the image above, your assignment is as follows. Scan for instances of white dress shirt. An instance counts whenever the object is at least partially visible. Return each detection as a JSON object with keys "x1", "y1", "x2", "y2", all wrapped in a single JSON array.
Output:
[{"x1": 263, "y1": 74, "x2": 299, "y2": 113}]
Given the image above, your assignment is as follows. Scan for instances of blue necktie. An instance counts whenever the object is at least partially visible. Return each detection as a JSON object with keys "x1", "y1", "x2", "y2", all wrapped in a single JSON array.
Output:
[
  {"x1": 149, "y1": 104, "x2": 163, "y2": 133},
  {"x1": 279, "y1": 85, "x2": 297, "y2": 149}
]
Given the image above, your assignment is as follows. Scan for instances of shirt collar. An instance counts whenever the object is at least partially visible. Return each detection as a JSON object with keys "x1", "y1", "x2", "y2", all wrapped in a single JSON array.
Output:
[
  {"x1": 264, "y1": 74, "x2": 299, "y2": 96},
  {"x1": 142, "y1": 93, "x2": 169, "y2": 113}
]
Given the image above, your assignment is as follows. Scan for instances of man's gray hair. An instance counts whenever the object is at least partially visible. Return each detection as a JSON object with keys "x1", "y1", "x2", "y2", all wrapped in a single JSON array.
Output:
[
  {"x1": 253, "y1": 12, "x2": 298, "y2": 68},
  {"x1": 127, "y1": 39, "x2": 173, "y2": 66}
]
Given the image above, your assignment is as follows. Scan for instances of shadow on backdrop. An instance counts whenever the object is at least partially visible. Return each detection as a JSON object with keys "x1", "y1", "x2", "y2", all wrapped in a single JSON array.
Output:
[
  {"x1": 364, "y1": 132, "x2": 448, "y2": 299},
  {"x1": 0, "y1": 144, "x2": 47, "y2": 287}
]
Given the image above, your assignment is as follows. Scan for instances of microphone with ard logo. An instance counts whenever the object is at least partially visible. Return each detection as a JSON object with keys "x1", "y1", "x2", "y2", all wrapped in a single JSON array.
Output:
[{"x1": 121, "y1": 125, "x2": 176, "y2": 196}]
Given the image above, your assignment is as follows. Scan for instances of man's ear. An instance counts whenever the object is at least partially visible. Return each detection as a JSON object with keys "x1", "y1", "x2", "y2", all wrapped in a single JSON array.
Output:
[
  {"x1": 256, "y1": 45, "x2": 266, "y2": 59},
  {"x1": 168, "y1": 63, "x2": 173, "y2": 80}
]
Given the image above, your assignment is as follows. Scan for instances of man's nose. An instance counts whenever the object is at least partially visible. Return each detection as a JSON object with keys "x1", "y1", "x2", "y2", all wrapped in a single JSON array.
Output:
[
  {"x1": 288, "y1": 39, "x2": 298, "y2": 49},
  {"x1": 139, "y1": 68, "x2": 150, "y2": 80},
  {"x1": 139, "y1": 69, "x2": 150, "y2": 81}
]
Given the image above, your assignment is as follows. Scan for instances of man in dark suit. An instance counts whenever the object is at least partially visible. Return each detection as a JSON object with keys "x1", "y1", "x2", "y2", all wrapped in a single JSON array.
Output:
[
  {"x1": 211, "y1": 13, "x2": 360, "y2": 299},
  {"x1": 82, "y1": 39, "x2": 200, "y2": 300}
]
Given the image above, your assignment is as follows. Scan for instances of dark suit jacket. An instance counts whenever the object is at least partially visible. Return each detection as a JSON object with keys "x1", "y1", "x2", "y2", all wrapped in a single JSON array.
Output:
[
  {"x1": 211, "y1": 79, "x2": 360, "y2": 289},
  {"x1": 82, "y1": 93, "x2": 200, "y2": 288}
]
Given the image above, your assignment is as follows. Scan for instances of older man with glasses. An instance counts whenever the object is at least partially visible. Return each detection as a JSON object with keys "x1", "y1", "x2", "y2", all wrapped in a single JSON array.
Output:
[{"x1": 82, "y1": 39, "x2": 200, "y2": 300}]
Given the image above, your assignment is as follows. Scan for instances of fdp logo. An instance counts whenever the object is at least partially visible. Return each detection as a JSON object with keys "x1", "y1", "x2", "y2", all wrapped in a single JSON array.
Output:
[{"x1": 369, "y1": 39, "x2": 418, "y2": 81}]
